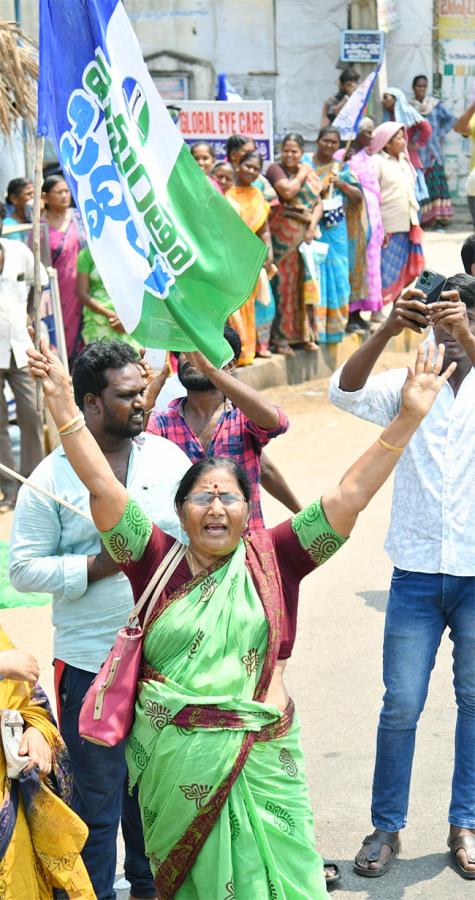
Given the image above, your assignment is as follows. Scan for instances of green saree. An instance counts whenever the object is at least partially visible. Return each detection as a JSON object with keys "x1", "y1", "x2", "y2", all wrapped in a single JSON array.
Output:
[{"x1": 102, "y1": 499, "x2": 347, "y2": 899}]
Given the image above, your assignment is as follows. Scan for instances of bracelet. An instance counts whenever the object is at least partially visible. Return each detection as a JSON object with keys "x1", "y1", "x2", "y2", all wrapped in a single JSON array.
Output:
[
  {"x1": 59, "y1": 416, "x2": 85, "y2": 436},
  {"x1": 58, "y1": 413, "x2": 83, "y2": 434},
  {"x1": 378, "y1": 436, "x2": 404, "y2": 454}
]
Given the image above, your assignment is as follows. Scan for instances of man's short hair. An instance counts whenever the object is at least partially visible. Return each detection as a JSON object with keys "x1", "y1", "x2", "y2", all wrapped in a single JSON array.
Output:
[
  {"x1": 445, "y1": 273, "x2": 475, "y2": 309},
  {"x1": 72, "y1": 340, "x2": 140, "y2": 410},
  {"x1": 171, "y1": 325, "x2": 242, "y2": 365},
  {"x1": 461, "y1": 234, "x2": 475, "y2": 274},
  {"x1": 224, "y1": 324, "x2": 241, "y2": 362}
]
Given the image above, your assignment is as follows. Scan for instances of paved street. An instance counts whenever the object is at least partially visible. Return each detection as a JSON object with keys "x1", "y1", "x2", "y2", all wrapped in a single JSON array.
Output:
[{"x1": 1, "y1": 225, "x2": 473, "y2": 898}]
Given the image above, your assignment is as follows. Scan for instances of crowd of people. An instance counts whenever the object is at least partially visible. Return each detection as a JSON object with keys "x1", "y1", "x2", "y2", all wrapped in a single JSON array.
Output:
[
  {"x1": 3, "y1": 70, "x2": 475, "y2": 899},
  {"x1": 0, "y1": 71, "x2": 465, "y2": 382}
]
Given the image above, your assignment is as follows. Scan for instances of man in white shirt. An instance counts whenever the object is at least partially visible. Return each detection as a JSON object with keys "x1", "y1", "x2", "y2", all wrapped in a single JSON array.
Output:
[
  {"x1": 0, "y1": 228, "x2": 45, "y2": 509},
  {"x1": 10, "y1": 340, "x2": 190, "y2": 900},
  {"x1": 329, "y1": 275, "x2": 475, "y2": 880}
]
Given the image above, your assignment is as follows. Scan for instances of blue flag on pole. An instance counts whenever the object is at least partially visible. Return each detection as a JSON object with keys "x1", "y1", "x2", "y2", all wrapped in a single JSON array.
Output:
[
  {"x1": 332, "y1": 67, "x2": 381, "y2": 141},
  {"x1": 38, "y1": 0, "x2": 266, "y2": 366}
]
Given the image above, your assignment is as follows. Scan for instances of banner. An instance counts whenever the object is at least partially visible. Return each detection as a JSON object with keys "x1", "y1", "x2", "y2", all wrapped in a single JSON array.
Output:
[
  {"x1": 438, "y1": 0, "x2": 475, "y2": 198},
  {"x1": 439, "y1": 0, "x2": 475, "y2": 39},
  {"x1": 169, "y1": 100, "x2": 274, "y2": 162},
  {"x1": 332, "y1": 67, "x2": 381, "y2": 141},
  {"x1": 38, "y1": 0, "x2": 266, "y2": 367}
]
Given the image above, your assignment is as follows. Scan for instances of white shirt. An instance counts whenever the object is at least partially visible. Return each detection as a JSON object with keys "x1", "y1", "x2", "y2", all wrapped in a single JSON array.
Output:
[
  {"x1": 329, "y1": 365, "x2": 475, "y2": 576},
  {"x1": 0, "y1": 238, "x2": 47, "y2": 368},
  {"x1": 9, "y1": 433, "x2": 190, "y2": 673}
]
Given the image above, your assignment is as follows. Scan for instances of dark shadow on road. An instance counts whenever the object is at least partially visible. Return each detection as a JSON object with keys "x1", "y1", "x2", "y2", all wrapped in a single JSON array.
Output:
[
  {"x1": 356, "y1": 590, "x2": 388, "y2": 613},
  {"x1": 327, "y1": 852, "x2": 454, "y2": 897}
]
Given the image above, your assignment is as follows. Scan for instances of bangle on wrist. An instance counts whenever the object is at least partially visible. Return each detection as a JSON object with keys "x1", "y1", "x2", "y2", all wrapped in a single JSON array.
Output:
[
  {"x1": 58, "y1": 413, "x2": 83, "y2": 434},
  {"x1": 378, "y1": 436, "x2": 404, "y2": 454}
]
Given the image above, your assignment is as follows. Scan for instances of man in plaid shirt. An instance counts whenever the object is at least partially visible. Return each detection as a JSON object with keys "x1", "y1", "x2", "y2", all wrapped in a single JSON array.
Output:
[{"x1": 146, "y1": 326, "x2": 294, "y2": 529}]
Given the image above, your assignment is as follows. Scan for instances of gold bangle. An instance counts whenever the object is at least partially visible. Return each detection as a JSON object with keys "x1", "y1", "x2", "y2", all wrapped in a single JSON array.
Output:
[
  {"x1": 58, "y1": 413, "x2": 83, "y2": 434},
  {"x1": 60, "y1": 418, "x2": 85, "y2": 436},
  {"x1": 379, "y1": 436, "x2": 404, "y2": 454}
]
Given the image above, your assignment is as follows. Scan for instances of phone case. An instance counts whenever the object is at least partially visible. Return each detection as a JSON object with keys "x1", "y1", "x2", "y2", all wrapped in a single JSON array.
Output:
[{"x1": 415, "y1": 270, "x2": 446, "y2": 304}]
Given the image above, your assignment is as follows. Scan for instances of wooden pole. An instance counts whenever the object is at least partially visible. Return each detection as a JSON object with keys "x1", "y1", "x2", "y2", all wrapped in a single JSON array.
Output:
[
  {"x1": 32, "y1": 134, "x2": 44, "y2": 412},
  {"x1": 0, "y1": 461, "x2": 92, "y2": 520}
]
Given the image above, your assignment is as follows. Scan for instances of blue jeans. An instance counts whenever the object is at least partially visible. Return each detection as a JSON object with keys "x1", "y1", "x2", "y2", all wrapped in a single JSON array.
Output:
[
  {"x1": 59, "y1": 664, "x2": 156, "y2": 900},
  {"x1": 371, "y1": 570, "x2": 475, "y2": 832}
]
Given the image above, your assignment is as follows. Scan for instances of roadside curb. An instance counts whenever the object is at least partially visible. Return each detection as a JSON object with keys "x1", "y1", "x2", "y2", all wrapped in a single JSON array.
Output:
[{"x1": 235, "y1": 327, "x2": 423, "y2": 391}]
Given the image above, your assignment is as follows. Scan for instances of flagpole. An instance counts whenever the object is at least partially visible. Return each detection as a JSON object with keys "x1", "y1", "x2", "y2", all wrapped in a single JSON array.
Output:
[{"x1": 32, "y1": 134, "x2": 44, "y2": 412}]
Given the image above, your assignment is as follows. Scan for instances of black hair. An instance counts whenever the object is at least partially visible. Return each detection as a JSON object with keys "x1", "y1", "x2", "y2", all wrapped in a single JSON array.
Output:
[
  {"x1": 175, "y1": 456, "x2": 251, "y2": 509},
  {"x1": 224, "y1": 323, "x2": 241, "y2": 362},
  {"x1": 444, "y1": 273, "x2": 475, "y2": 310},
  {"x1": 190, "y1": 141, "x2": 216, "y2": 159},
  {"x1": 226, "y1": 134, "x2": 254, "y2": 157},
  {"x1": 412, "y1": 74, "x2": 428, "y2": 90},
  {"x1": 340, "y1": 67, "x2": 360, "y2": 85},
  {"x1": 0, "y1": 201, "x2": 6, "y2": 225},
  {"x1": 461, "y1": 234, "x2": 475, "y2": 274},
  {"x1": 6, "y1": 177, "x2": 32, "y2": 202},
  {"x1": 171, "y1": 325, "x2": 241, "y2": 365},
  {"x1": 317, "y1": 125, "x2": 340, "y2": 142},
  {"x1": 42, "y1": 174, "x2": 68, "y2": 194},
  {"x1": 282, "y1": 132, "x2": 305, "y2": 150},
  {"x1": 72, "y1": 339, "x2": 140, "y2": 410},
  {"x1": 238, "y1": 149, "x2": 263, "y2": 168},
  {"x1": 211, "y1": 160, "x2": 233, "y2": 173}
]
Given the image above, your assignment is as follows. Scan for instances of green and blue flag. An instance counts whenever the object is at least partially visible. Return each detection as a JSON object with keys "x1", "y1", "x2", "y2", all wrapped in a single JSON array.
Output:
[{"x1": 38, "y1": 0, "x2": 266, "y2": 365}]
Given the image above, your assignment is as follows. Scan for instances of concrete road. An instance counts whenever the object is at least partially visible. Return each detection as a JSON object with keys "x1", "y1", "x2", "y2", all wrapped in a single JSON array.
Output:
[{"x1": 1, "y1": 226, "x2": 472, "y2": 898}]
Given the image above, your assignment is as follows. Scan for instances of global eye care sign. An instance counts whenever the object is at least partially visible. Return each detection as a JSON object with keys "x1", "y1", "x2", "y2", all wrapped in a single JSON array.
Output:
[{"x1": 168, "y1": 100, "x2": 274, "y2": 163}]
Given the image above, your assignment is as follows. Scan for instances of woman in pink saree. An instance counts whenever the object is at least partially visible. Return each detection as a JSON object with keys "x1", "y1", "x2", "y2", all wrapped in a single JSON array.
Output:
[
  {"x1": 335, "y1": 117, "x2": 384, "y2": 333},
  {"x1": 42, "y1": 175, "x2": 86, "y2": 366}
]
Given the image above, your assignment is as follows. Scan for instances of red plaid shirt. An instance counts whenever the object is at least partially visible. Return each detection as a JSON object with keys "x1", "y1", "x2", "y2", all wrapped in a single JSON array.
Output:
[{"x1": 147, "y1": 398, "x2": 289, "y2": 529}]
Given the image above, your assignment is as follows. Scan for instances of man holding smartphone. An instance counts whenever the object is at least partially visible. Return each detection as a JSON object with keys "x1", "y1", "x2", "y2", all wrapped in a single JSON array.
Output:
[{"x1": 329, "y1": 274, "x2": 475, "y2": 880}]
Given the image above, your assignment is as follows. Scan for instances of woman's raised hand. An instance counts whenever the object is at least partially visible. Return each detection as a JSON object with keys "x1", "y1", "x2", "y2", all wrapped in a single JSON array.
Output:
[
  {"x1": 27, "y1": 339, "x2": 70, "y2": 399},
  {"x1": 400, "y1": 343, "x2": 456, "y2": 421}
]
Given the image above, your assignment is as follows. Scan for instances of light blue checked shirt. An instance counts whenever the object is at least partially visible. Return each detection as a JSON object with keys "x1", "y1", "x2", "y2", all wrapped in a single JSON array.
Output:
[{"x1": 9, "y1": 433, "x2": 189, "y2": 673}]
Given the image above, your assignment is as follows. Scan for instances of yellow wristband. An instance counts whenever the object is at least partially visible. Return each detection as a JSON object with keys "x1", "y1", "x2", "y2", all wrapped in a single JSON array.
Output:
[
  {"x1": 58, "y1": 413, "x2": 83, "y2": 434},
  {"x1": 60, "y1": 420, "x2": 85, "y2": 436},
  {"x1": 379, "y1": 436, "x2": 404, "y2": 454}
]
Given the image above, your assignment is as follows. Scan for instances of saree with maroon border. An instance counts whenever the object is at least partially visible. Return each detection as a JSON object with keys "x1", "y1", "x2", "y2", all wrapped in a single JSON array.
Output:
[{"x1": 102, "y1": 498, "x2": 346, "y2": 899}]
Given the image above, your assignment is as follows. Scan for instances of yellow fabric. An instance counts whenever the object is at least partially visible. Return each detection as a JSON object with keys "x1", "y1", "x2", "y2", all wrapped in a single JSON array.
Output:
[
  {"x1": 0, "y1": 627, "x2": 95, "y2": 899},
  {"x1": 227, "y1": 185, "x2": 270, "y2": 234},
  {"x1": 226, "y1": 186, "x2": 270, "y2": 365}
]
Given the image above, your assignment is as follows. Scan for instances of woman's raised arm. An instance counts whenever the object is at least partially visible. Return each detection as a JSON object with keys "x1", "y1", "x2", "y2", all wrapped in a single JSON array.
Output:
[
  {"x1": 27, "y1": 340, "x2": 127, "y2": 532},
  {"x1": 321, "y1": 343, "x2": 455, "y2": 536}
]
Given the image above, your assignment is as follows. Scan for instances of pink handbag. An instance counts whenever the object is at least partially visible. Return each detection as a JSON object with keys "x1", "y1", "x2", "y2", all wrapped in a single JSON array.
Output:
[{"x1": 79, "y1": 540, "x2": 186, "y2": 747}]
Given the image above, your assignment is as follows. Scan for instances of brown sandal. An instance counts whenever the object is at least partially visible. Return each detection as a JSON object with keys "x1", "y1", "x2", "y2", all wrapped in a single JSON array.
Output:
[
  {"x1": 354, "y1": 829, "x2": 400, "y2": 878},
  {"x1": 448, "y1": 833, "x2": 475, "y2": 879}
]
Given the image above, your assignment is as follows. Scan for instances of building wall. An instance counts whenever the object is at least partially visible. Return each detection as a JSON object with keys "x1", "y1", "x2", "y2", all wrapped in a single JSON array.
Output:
[
  {"x1": 385, "y1": 0, "x2": 433, "y2": 93},
  {"x1": 123, "y1": 0, "x2": 348, "y2": 140},
  {"x1": 6, "y1": 0, "x2": 463, "y2": 181}
]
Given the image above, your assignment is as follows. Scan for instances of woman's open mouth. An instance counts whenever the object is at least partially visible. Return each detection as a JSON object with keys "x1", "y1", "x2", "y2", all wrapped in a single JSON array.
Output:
[{"x1": 204, "y1": 525, "x2": 227, "y2": 535}]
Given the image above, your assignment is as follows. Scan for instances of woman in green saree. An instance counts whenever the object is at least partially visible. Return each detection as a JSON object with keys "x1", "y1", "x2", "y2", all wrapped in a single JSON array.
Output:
[{"x1": 28, "y1": 341, "x2": 455, "y2": 900}]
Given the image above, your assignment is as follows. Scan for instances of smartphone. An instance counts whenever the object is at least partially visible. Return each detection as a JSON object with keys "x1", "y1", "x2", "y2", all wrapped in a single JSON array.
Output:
[{"x1": 414, "y1": 269, "x2": 447, "y2": 304}]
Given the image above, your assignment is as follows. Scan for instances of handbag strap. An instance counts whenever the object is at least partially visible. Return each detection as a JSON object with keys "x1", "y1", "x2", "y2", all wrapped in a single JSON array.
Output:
[
  {"x1": 142, "y1": 542, "x2": 187, "y2": 628},
  {"x1": 128, "y1": 540, "x2": 187, "y2": 626}
]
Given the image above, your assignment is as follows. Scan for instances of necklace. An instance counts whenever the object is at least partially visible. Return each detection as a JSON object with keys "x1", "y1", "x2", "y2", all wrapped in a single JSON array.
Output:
[{"x1": 186, "y1": 549, "x2": 197, "y2": 576}]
